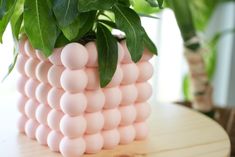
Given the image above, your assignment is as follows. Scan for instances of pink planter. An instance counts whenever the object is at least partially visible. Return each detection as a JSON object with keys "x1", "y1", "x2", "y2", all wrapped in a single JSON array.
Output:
[{"x1": 16, "y1": 37, "x2": 153, "y2": 157}]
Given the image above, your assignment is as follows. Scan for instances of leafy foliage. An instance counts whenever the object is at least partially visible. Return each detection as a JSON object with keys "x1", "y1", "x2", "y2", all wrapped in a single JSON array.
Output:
[{"x1": 0, "y1": 0, "x2": 159, "y2": 87}]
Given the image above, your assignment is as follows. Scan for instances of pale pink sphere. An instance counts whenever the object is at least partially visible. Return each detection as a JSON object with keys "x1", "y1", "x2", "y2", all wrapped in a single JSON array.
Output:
[
  {"x1": 103, "y1": 109, "x2": 121, "y2": 130},
  {"x1": 35, "y1": 104, "x2": 51, "y2": 125},
  {"x1": 16, "y1": 75, "x2": 28, "y2": 95},
  {"x1": 47, "y1": 131, "x2": 63, "y2": 152},
  {"x1": 103, "y1": 87, "x2": 122, "y2": 109},
  {"x1": 85, "y1": 112, "x2": 104, "y2": 134},
  {"x1": 18, "y1": 36, "x2": 27, "y2": 55},
  {"x1": 102, "y1": 129, "x2": 120, "y2": 149},
  {"x1": 48, "y1": 65, "x2": 64, "y2": 88},
  {"x1": 84, "y1": 133, "x2": 103, "y2": 154},
  {"x1": 136, "y1": 82, "x2": 152, "y2": 102},
  {"x1": 24, "y1": 79, "x2": 39, "y2": 99},
  {"x1": 85, "y1": 68, "x2": 100, "y2": 90},
  {"x1": 134, "y1": 122, "x2": 148, "y2": 140},
  {"x1": 16, "y1": 54, "x2": 28, "y2": 74},
  {"x1": 121, "y1": 63, "x2": 139, "y2": 85},
  {"x1": 120, "y1": 40, "x2": 132, "y2": 64},
  {"x1": 36, "y1": 125, "x2": 51, "y2": 145},
  {"x1": 36, "y1": 61, "x2": 52, "y2": 83},
  {"x1": 106, "y1": 65, "x2": 123, "y2": 88},
  {"x1": 47, "y1": 109, "x2": 64, "y2": 131},
  {"x1": 35, "y1": 83, "x2": 51, "y2": 104},
  {"x1": 140, "y1": 48, "x2": 154, "y2": 62},
  {"x1": 135, "y1": 102, "x2": 151, "y2": 122},
  {"x1": 35, "y1": 50, "x2": 50, "y2": 62},
  {"x1": 24, "y1": 58, "x2": 40, "y2": 79},
  {"x1": 119, "y1": 105, "x2": 137, "y2": 126},
  {"x1": 85, "y1": 89, "x2": 105, "y2": 113},
  {"x1": 85, "y1": 42, "x2": 98, "y2": 67},
  {"x1": 25, "y1": 119, "x2": 39, "y2": 139},
  {"x1": 60, "y1": 137, "x2": 86, "y2": 157},
  {"x1": 118, "y1": 125, "x2": 136, "y2": 145},
  {"x1": 17, "y1": 115, "x2": 28, "y2": 133},
  {"x1": 61, "y1": 43, "x2": 88, "y2": 70},
  {"x1": 120, "y1": 84, "x2": 138, "y2": 105},
  {"x1": 61, "y1": 69, "x2": 88, "y2": 93},
  {"x1": 60, "y1": 92, "x2": 87, "y2": 116},
  {"x1": 49, "y1": 48, "x2": 63, "y2": 65},
  {"x1": 137, "y1": 62, "x2": 153, "y2": 82},
  {"x1": 118, "y1": 43, "x2": 125, "y2": 62},
  {"x1": 60, "y1": 115, "x2": 86, "y2": 138},
  {"x1": 17, "y1": 95, "x2": 28, "y2": 114},
  {"x1": 25, "y1": 99, "x2": 39, "y2": 119},
  {"x1": 48, "y1": 87, "x2": 64, "y2": 110},
  {"x1": 24, "y1": 40, "x2": 36, "y2": 58}
]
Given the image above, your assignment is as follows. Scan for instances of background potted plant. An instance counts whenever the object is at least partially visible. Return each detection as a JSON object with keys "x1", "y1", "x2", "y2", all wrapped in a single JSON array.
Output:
[{"x1": 0, "y1": 0, "x2": 161, "y2": 156}]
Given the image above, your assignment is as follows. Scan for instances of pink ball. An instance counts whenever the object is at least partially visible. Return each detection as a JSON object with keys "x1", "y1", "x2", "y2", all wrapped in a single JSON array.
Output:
[
  {"x1": 48, "y1": 87, "x2": 64, "y2": 110},
  {"x1": 118, "y1": 125, "x2": 136, "y2": 145},
  {"x1": 17, "y1": 115, "x2": 28, "y2": 133},
  {"x1": 85, "y1": 68, "x2": 100, "y2": 90},
  {"x1": 84, "y1": 133, "x2": 103, "y2": 154},
  {"x1": 60, "y1": 115, "x2": 86, "y2": 138},
  {"x1": 103, "y1": 87, "x2": 122, "y2": 109},
  {"x1": 17, "y1": 95, "x2": 28, "y2": 114},
  {"x1": 85, "y1": 42, "x2": 98, "y2": 67},
  {"x1": 24, "y1": 79, "x2": 39, "y2": 99},
  {"x1": 121, "y1": 63, "x2": 139, "y2": 85},
  {"x1": 103, "y1": 109, "x2": 121, "y2": 130},
  {"x1": 61, "y1": 43, "x2": 88, "y2": 70},
  {"x1": 137, "y1": 62, "x2": 153, "y2": 82},
  {"x1": 18, "y1": 36, "x2": 27, "y2": 55},
  {"x1": 136, "y1": 82, "x2": 152, "y2": 102},
  {"x1": 61, "y1": 69, "x2": 88, "y2": 93},
  {"x1": 25, "y1": 99, "x2": 39, "y2": 119},
  {"x1": 48, "y1": 65, "x2": 64, "y2": 88},
  {"x1": 60, "y1": 92, "x2": 87, "y2": 116},
  {"x1": 16, "y1": 75, "x2": 28, "y2": 95},
  {"x1": 119, "y1": 105, "x2": 137, "y2": 126},
  {"x1": 35, "y1": 104, "x2": 51, "y2": 125},
  {"x1": 120, "y1": 40, "x2": 132, "y2": 64},
  {"x1": 16, "y1": 54, "x2": 28, "y2": 74},
  {"x1": 102, "y1": 129, "x2": 120, "y2": 149},
  {"x1": 49, "y1": 48, "x2": 63, "y2": 65},
  {"x1": 47, "y1": 109, "x2": 64, "y2": 131},
  {"x1": 25, "y1": 119, "x2": 39, "y2": 139},
  {"x1": 135, "y1": 102, "x2": 151, "y2": 122},
  {"x1": 36, "y1": 61, "x2": 52, "y2": 83},
  {"x1": 118, "y1": 43, "x2": 125, "y2": 62},
  {"x1": 47, "y1": 131, "x2": 63, "y2": 152},
  {"x1": 106, "y1": 65, "x2": 123, "y2": 88},
  {"x1": 140, "y1": 48, "x2": 154, "y2": 62},
  {"x1": 134, "y1": 122, "x2": 148, "y2": 140},
  {"x1": 85, "y1": 112, "x2": 104, "y2": 134},
  {"x1": 24, "y1": 40, "x2": 36, "y2": 58},
  {"x1": 60, "y1": 137, "x2": 86, "y2": 157},
  {"x1": 24, "y1": 58, "x2": 40, "y2": 79},
  {"x1": 120, "y1": 84, "x2": 138, "y2": 105},
  {"x1": 35, "y1": 50, "x2": 48, "y2": 61},
  {"x1": 85, "y1": 89, "x2": 105, "y2": 113},
  {"x1": 36, "y1": 125, "x2": 51, "y2": 145},
  {"x1": 35, "y1": 83, "x2": 51, "y2": 104}
]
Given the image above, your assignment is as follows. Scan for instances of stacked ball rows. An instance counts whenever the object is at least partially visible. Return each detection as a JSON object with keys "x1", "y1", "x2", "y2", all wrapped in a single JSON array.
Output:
[{"x1": 16, "y1": 37, "x2": 153, "y2": 157}]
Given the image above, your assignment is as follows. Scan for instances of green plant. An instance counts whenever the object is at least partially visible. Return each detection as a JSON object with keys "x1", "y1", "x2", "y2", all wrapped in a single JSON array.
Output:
[{"x1": 0, "y1": 0, "x2": 161, "y2": 87}]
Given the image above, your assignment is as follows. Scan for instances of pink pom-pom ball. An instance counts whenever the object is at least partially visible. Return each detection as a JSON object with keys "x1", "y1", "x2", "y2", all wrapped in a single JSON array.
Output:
[
  {"x1": 137, "y1": 62, "x2": 153, "y2": 82},
  {"x1": 18, "y1": 36, "x2": 27, "y2": 55},
  {"x1": 35, "y1": 50, "x2": 48, "y2": 61},
  {"x1": 35, "y1": 104, "x2": 51, "y2": 125},
  {"x1": 103, "y1": 87, "x2": 122, "y2": 109},
  {"x1": 49, "y1": 48, "x2": 63, "y2": 66},
  {"x1": 135, "y1": 102, "x2": 151, "y2": 122},
  {"x1": 35, "y1": 83, "x2": 51, "y2": 104},
  {"x1": 118, "y1": 125, "x2": 136, "y2": 145},
  {"x1": 16, "y1": 75, "x2": 28, "y2": 95},
  {"x1": 85, "y1": 42, "x2": 98, "y2": 67},
  {"x1": 61, "y1": 43, "x2": 88, "y2": 70},
  {"x1": 121, "y1": 63, "x2": 139, "y2": 85},
  {"x1": 140, "y1": 48, "x2": 154, "y2": 62},
  {"x1": 84, "y1": 133, "x2": 103, "y2": 154},
  {"x1": 85, "y1": 112, "x2": 104, "y2": 134},
  {"x1": 85, "y1": 89, "x2": 105, "y2": 113},
  {"x1": 60, "y1": 137, "x2": 86, "y2": 157},
  {"x1": 103, "y1": 109, "x2": 121, "y2": 130},
  {"x1": 24, "y1": 79, "x2": 39, "y2": 99},
  {"x1": 106, "y1": 65, "x2": 123, "y2": 88},
  {"x1": 119, "y1": 105, "x2": 137, "y2": 126},
  {"x1": 47, "y1": 131, "x2": 63, "y2": 152},
  {"x1": 120, "y1": 84, "x2": 138, "y2": 105},
  {"x1": 118, "y1": 43, "x2": 125, "y2": 62},
  {"x1": 136, "y1": 82, "x2": 152, "y2": 102},
  {"x1": 48, "y1": 87, "x2": 64, "y2": 110},
  {"x1": 47, "y1": 109, "x2": 64, "y2": 131},
  {"x1": 36, "y1": 61, "x2": 52, "y2": 83},
  {"x1": 48, "y1": 65, "x2": 64, "y2": 88},
  {"x1": 102, "y1": 129, "x2": 120, "y2": 149},
  {"x1": 17, "y1": 95, "x2": 28, "y2": 114},
  {"x1": 60, "y1": 92, "x2": 87, "y2": 116},
  {"x1": 17, "y1": 115, "x2": 28, "y2": 133},
  {"x1": 24, "y1": 58, "x2": 40, "y2": 79},
  {"x1": 25, "y1": 119, "x2": 39, "y2": 139},
  {"x1": 134, "y1": 122, "x2": 148, "y2": 140},
  {"x1": 85, "y1": 68, "x2": 100, "y2": 90},
  {"x1": 24, "y1": 40, "x2": 36, "y2": 58},
  {"x1": 35, "y1": 125, "x2": 51, "y2": 145},
  {"x1": 25, "y1": 99, "x2": 39, "y2": 119},
  {"x1": 16, "y1": 54, "x2": 28, "y2": 74},
  {"x1": 120, "y1": 40, "x2": 132, "y2": 64}
]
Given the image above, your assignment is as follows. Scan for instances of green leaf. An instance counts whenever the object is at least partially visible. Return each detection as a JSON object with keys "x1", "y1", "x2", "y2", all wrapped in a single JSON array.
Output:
[
  {"x1": 157, "y1": 0, "x2": 164, "y2": 8},
  {"x1": 143, "y1": 30, "x2": 157, "y2": 55},
  {"x1": 53, "y1": 0, "x2": 78, "y2": 28},
  {"x1": 0, "y1": 0, "x2": 16, "y2": 19},
  {"x1": 118, "y1": 0, "x2": 130, "y2": 6},
  {"x1": 145, "y1": 0, "x2": 158, "y2": 7},
  {"x1": 113, "y1": 4, "x2": 144, "y2": 62},
  {"x1": 98, "y1": 19, "x2": 117, "y2": 28},
  {"x1": 61, "y1": 17, "x2": 80, "y2": 40},
  {"x1": 24, "y1": 0, "x2": 58, "y2": 57},
  {"x1": 78, "y1": 0, "x2": 117, "y2": 12},
  {"x1": 96, "y1": 23, "x2": 118, "y2": 87},
  {"x1": 55, "y1": 32, "x2": 70, "y2": 48}
]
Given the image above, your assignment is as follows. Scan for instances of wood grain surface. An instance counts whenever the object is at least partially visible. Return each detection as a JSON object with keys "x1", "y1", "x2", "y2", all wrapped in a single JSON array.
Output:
[{"x1": 0, "y1": 103, "x2": 231, "y2": 157}]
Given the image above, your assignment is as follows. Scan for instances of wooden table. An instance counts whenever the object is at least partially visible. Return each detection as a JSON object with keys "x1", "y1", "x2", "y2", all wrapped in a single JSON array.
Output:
[{"x1": 0, "y1": 103, "x2": 230, "y2": 157}]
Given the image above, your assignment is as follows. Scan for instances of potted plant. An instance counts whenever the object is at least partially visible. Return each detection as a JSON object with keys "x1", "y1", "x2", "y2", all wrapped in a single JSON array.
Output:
[{"x1": 0, "y1": 0, "x2": 160, "y2": 156}]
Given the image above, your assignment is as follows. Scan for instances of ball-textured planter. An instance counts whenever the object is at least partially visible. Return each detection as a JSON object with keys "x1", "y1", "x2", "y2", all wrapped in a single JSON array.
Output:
[{"x1": 16, "y1": 37, "x2": 153, "y2": 157}]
